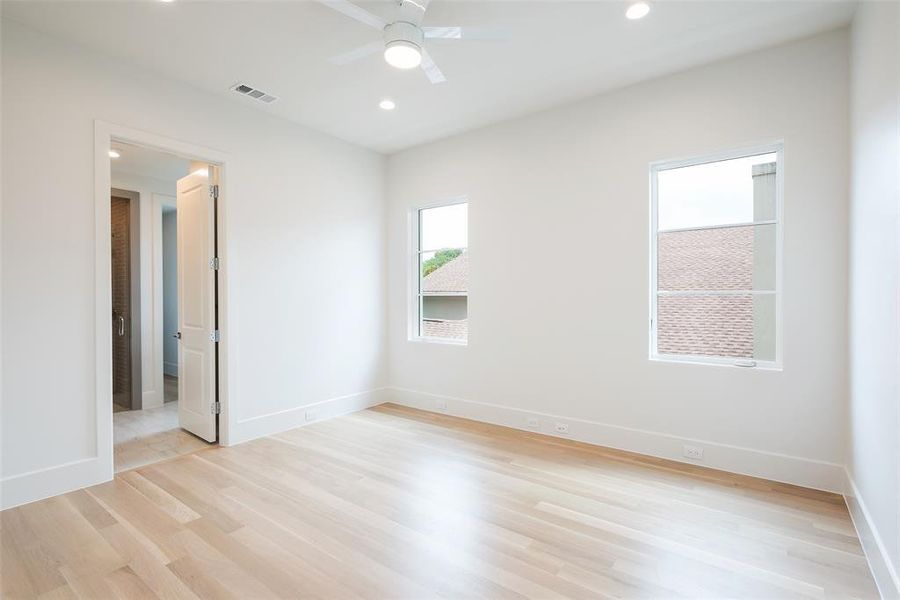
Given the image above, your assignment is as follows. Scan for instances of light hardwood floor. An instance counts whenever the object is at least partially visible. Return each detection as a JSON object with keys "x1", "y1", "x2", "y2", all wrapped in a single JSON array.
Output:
[
  {"x1": 113, "y1": 400, "x2": 210, "y2": 473},
  {"x1": 1, "y1": 404, "x2": 878, "y2": 599}
]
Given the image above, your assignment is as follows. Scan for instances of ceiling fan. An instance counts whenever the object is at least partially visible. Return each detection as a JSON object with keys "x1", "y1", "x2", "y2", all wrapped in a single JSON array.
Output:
[{"x1": 314, "y1": 0, "x2": 507, "y2": 84}]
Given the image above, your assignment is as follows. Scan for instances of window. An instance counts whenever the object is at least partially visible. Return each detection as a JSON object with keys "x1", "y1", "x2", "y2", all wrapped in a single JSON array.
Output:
[
  {"x1": 413, "y1": 201, "x2": 468, "y2": 343},
  {"x1": 650, "y1": 145, "x2": 782, "y2": 367}
]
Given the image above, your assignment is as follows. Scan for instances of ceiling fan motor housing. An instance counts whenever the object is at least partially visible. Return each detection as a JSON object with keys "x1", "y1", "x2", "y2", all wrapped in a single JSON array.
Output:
[{"x1": 384, "y1": 21, "x2": 424, "y2": 51}]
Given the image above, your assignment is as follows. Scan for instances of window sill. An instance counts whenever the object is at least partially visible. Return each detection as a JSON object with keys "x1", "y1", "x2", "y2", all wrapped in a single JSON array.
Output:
[
  {"x1": 409, "y1": 336, "x2": 468, "y2": 347},
  {"x1": 649, "y1": 355, "x2": 781, "y2": 371}
]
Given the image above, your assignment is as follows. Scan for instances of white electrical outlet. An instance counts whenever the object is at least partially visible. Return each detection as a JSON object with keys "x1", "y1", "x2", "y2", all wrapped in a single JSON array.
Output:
[
  {"x1": 526, "y1": 417, "x2": 540, "y2": 428},
  {"x1": 305, "y1": 410, "x2": 318, "y2": 422},
  {"x1": 683, "y1": 444, "x2": 704, "y2": 460},
  {"x1": 555, "y1": 423, "x2": 569, "y2": 434},
  {"x1": 436, "y1": 399, "x2": 448, "y2": 411}
]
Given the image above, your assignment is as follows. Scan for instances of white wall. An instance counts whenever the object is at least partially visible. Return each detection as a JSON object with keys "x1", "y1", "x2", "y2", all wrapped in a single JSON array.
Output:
[
  {"x1": 846, "y1": 2, "x2": 900, "y2": 597},
  {"x1": 386, "y1": 30, "x2": 850, "y2": 492},
  {"x1": 1, "y1": 19, "x2": 386, "y2": 508},
  {"x1": 162, "y1": 209, "x2": 177, "y2": 377}
]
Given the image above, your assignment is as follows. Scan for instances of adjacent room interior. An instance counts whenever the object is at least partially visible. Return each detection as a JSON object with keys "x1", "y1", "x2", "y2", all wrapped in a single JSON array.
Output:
[
  {"x1": 1, "y1": 0, "x2": 898, "y2": 598},
  {"x1": 108, "y1": 142, "x2": 216, "y2": 471}
]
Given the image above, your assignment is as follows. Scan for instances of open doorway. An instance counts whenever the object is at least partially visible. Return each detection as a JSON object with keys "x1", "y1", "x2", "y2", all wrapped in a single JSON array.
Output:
[
  {"x1": 110, "y1": 188, "x2": 141, "y2": 412},
  {"x1": 110, "y1": 141, "x2": 221, "y2": 471}
]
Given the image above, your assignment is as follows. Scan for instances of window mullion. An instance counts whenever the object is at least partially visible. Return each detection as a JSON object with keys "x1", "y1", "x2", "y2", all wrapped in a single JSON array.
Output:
[
  {"x1": 658, "y1": 220, "x2": 777, "y2": 235},
  {"x1": 419, "y1": 246, "x2": 468, "y2": 255}
]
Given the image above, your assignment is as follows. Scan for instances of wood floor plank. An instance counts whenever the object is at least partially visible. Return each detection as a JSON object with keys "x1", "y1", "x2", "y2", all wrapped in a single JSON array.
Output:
[
  {"x1": 1, "y1": 509, "x2": 67, "y2": 598},
  {"x1": 17, "y1": 496, "x2": 125, "y2": 582},
  {"x1": 86, "y1": 480, "x2": 190, "y2": 565},
  {"x1": 118, "y1": 471, "x2": 203, "y2": 525},
  {"x1": 166, "y1": 555, "x2": 237, "y2": 600},
  {"x1": 103, "y1": 565, "x2": 160, "y2": 600},
  {"x1": 1, "y1": 404, "x2": 880, "y2": 599},
  {"x1": 95, "y1": 522, "x2": 200, "y2": 600},
  {"x1": 35, "y1": 583, "x2": 79, "y2": 600},
  {"x1": 164, "y1": 528, "x2": 276, "y2": 598},
  {"x1": 184, "y1": 516, "x2": 322, "y2": 599}
]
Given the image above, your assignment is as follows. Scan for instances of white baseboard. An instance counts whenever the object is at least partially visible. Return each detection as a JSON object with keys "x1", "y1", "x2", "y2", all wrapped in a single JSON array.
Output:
[
  {"x1": 226, "y1": 387, "x2": 390, "y2": 446},
  {"x1": 0, "y1": 457, "x2": 112, "y2": 511},
  {"x1": 845, "y1": 471, "x2": 900, "y2": 599},
  {"x1": 1, "y1": 388, "x2": 388, "y2": 510},
  {"x1": 142, "y1": 389, "x2": 163, "y2": 410},
  {"x1": 386, "y1": 387, "x2": 846, "y2": 493}
]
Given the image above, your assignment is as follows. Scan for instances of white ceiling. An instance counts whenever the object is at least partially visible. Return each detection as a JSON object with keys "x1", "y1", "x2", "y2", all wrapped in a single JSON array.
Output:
[
  {"x1": 3, "y1": 0, "x2": 856, "y2": 153},
  {"x1": 111, "y1": 141, "x2": 191, "y2": 182}
]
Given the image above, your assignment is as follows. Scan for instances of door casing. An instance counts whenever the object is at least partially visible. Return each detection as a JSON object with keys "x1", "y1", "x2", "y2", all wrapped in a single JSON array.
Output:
[{"x1": 93, "y1": 121, "x2": 230, "y2": 484}]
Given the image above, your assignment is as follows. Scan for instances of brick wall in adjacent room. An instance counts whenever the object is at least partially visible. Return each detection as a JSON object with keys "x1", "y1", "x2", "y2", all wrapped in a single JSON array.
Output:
[{"x1": 111, "y1": 196, "x2": 131, "y2": 406}]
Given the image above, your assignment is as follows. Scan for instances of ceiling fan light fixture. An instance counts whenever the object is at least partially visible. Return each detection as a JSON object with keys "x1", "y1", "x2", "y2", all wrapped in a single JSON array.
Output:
[
  {"x1": 625, "y1": 1, "x2": 650, "y2": 19},
  {"x1": 384, "y1": 40, "x2": 422, "y2": 69}
]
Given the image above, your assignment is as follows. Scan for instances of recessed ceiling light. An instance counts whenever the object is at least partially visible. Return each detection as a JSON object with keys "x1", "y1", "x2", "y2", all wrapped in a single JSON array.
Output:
[
  {"x1": 108, "y1": 150, "x2": 120, "y2": 158},
  {"x1": 159, "y1": 0, "x2": 175, "y2": 3},
  {"x1": 379, "y1": 99, "x2": 396, "y2": 111},
  {"x1": 384, "y1": 40, "x2": 422, "y2": 69},
  {"x1": 626, "y1": 1, "x2": 651, "y2": 19}
]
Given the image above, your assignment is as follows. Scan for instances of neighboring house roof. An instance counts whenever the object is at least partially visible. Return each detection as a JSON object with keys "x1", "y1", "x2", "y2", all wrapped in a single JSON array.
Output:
[
  {"x1": 417, "y1": 225, "x2": 755, "y2": 355},
  {"x1": 422, "y1": 319, "x2": 467, "y2": 340},
  {"x1": 657, "y1": 225, "x2": 754, "y2": 358},
  {"x1": 657, "y1": 226, "x2": 753, "y2": 291},
  {"x1": 422, "y1": 252, "x2": 468, "y2": 293},
  {"x1": 658, "y1": 295, "x2": 753, "y2": 358}
]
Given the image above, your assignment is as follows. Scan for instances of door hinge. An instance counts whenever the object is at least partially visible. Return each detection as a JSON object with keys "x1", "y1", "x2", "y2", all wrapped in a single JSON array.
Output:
[
  {"x1": 209, "y1": 184, "x2": 219, "y2": 199},
  {"x1": 210, "y1": 330, "x2": 220, "y2": 343},
  {"x1": 211, "y1": 401, "x2": 221, "y2": 415},
  {"x1": 209, "y1": 257, "x2": 220, "y2": 270}
]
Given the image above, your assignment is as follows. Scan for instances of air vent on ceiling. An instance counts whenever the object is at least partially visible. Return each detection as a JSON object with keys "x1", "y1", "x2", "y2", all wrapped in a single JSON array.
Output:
[{"x1": 231, "y1": 83, "x2": 278, "y2": 104}]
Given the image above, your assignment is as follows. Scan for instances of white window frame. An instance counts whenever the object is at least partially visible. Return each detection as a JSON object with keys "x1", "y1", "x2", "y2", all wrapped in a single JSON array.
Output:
[
  {"x1": 408, "y1": 197, "x2": 469, "y2": 345},
  {"x1": 649, "y1": 142, "x2": 784, "y2": 369}
]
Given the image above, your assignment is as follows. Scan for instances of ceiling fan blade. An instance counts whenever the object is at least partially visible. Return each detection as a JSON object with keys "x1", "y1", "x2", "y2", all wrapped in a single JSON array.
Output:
[
  {"x1": 422, "y1": 26, "x2": 461, "y2": 39},
  {"x1": 420, "y1": 48, "x2": 446, "y2": 84},
  {"x1": 329, "y1": 40, "x2": 383, "y2": 65},
  {"x1": 423, "y1": 26, "x2": 510, "y2": 41},
  {"x1": 314, "y1": 0, "x2": 387, "y2": 30},
  {"x1": 398, "y1": 0, "x2": 430, "y2": 26},
  {"x1": 404, "y1": 0, "x2": 431, "y2": 11}
]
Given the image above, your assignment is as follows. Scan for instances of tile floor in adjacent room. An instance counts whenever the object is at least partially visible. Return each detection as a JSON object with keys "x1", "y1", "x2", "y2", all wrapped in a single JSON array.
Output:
[{"x1": 113, "y1": 375, "x2": 211, "y2": 472}]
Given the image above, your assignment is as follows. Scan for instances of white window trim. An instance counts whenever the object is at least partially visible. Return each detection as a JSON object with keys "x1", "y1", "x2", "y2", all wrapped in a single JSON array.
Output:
[
  {"x1": 408, "y1": 196, "x2": 469, "y2": 345},
  {"x1": 649, "y1": 142, "x2": 784, "y2": 369}
]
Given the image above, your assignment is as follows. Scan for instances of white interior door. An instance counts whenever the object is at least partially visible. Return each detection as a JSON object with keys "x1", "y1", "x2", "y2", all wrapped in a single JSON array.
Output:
[{"x1": 176, "y1": 168, "x2": 217, "y2": 442}]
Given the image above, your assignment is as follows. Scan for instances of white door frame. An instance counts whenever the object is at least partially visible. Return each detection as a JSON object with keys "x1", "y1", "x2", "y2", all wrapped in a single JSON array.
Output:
[{"x1": 94, "y1": 120, "x2": 231, "y2": 479}]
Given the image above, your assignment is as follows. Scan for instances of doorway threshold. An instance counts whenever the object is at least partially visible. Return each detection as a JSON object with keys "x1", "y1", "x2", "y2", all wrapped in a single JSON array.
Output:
[{"x1": 114, "y1": 403, "x2": 212, "y2": 472}]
